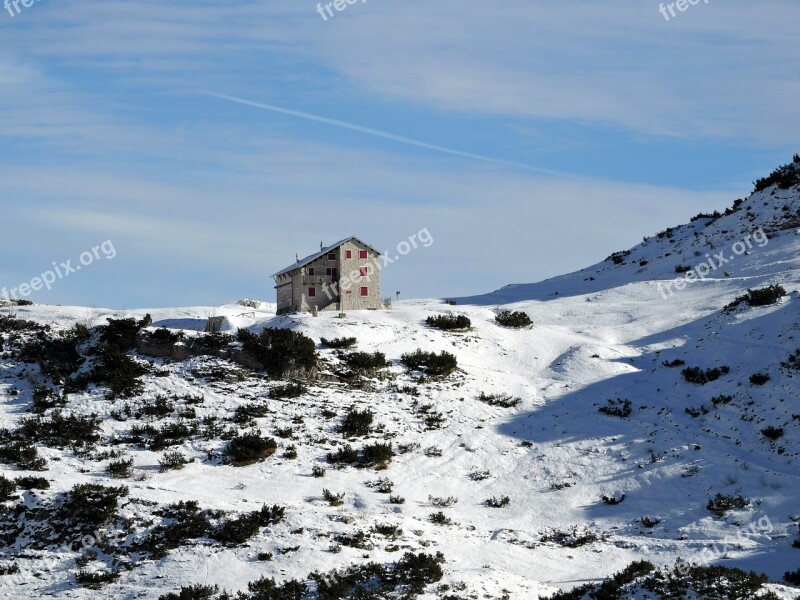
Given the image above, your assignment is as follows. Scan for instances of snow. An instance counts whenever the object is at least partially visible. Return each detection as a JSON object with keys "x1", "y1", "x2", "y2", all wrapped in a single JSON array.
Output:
[{"x1": 1, "y1": 184, "x2": 799, "y2": 599}]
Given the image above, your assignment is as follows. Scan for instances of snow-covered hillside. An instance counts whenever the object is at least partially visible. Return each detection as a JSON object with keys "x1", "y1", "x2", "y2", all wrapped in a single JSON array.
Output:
[{"x1": 1, "y1": 160, "x2": 799, "y2": 600}]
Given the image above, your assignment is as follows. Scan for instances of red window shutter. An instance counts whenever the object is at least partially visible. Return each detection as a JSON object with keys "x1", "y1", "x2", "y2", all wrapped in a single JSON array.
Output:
[
  {"x1": 359, "y1": 250, "x2": 368, "y2": 259},
  {"x1": 360, "y1": 287, "x2": 368, "y2": 297},
  {"x1": 346, "y1": 250, "x2": 352, "y2": 259},
  {"x1": 309, "y1": 287, "x2": 316, "y2": 297},
  {"x1": 359, "y1": 266, "x2": 368, "y2": 277}
]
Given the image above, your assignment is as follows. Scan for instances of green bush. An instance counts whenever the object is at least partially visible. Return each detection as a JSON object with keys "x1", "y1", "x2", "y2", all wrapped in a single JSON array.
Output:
[
  {"x1": 361, "y1": 442, "x2": 394, "y2": 467},
  {"x1": 59, "y1": 483, "x2": 128, "y2": 529},
  {"x1": 0, "y1": 438, "x2": 47, "y2": 470},
  {"x1": 590, "y1": 560, "x2": 655, "y2": 600},
  {"x1": 106, "y1": 458, "x2": 134, "y2": 478},
  {"x1": 14, "y1": 476, "x2": 49, "y2": 490},
  {"x1": 724, "y1": 284, "x2": 787, "y2": 313},
  {"x1": 341, "y1": 351, "x2": 387, "y2": 370},
  {"x1": 400, "y1": 350, "x2": 458, "y2": 376},
  {"x1": 761, "y1": 426, "x2": 784, "y2": 440},
  {"x1": 707, "y1": 493, "x2": 749, "y2": 516},
  {"x1": 338, "y1": 409, "x2": 374, "y2": 437},
  {"x1": 598, "y1": 399, "x2": 632, "y2": 418},
  {"x1": 158, "y1": 585, "x2": 218, "y2": 600},
  {"x1": 749, "y1": 372, "x2": 770, "y2": 385},
  {"x1": 237, "y1": 328, "x2": 316, "y2": 378},
  {"x1": 0, "y1": 475, "x2": 16, "y2": 501},
  {"x1": 225, "y1": 432, "x2": 277, "y2": 466},
  {"x1": 782, "y1": 348, "x2": 800, "y2": 371},
  {"x1": 211, "y1": 512, "x2": 262, "y2": 546},
  {"x1": 478, "y1": 393, "x2": 521, "y2": 408},
  {"x1": 320, "y1": 337, "x2": 357, "y2": 349},
  {"x1": 100, "y1": 315, "x2": 151, "y2": 350},
  {"x1": 495, "y1": 310, "x2": 532, "y2": 328},
  {"x1": 75, "y1": 569, "x2": 119, "y2": 588},
  {"x1": 682, "y1": 365, "x2": 730, "y2": 384},
  {"x1": 326, "y1": 444, "x2": 359, "y2": 464},
  {"x1": 269, "y1": 382, "x2": 307, "y2": 399},
  {"x1": 18, "y1": 412, "x2": 102, "y2": 449},
  {"x1": 159, "y1": 451, "x2": 191, "y2": 472},
  {"x1": 753, "y1": 156, "x2": 800, "y2": 192},
  {"x1": 425, "y1": 314, "x2": 471, "y2": 331}
]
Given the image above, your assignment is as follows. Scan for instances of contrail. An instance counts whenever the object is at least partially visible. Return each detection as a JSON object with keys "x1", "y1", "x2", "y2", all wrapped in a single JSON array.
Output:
[{"x1": 200, "y1": 91, "x2": 574, "y2": 177}]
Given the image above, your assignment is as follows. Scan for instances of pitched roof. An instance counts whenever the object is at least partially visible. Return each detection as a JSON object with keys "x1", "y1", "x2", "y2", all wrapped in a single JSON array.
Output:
[{"x1": 272, "y1": 236, "x2": 382, "y2": 278}]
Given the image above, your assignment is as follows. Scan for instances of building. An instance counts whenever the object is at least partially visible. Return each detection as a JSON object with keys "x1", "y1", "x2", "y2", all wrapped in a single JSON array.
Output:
[{"x1": 272, "y1": 237, "x2": 382, "y2": 315}]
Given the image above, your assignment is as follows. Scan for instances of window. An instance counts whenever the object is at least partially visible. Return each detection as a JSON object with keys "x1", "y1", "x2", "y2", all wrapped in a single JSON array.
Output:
[
  {"x1": 308, "y1": 267, "x2": 315, "y2": 276},
  {"x1": 359, "y1": 250, "x2": 368, "y2": 259},
  {"x1": 309, "y1": 287, "x2": 316, "y2": 297},
  {"x1": 346, "y1": 250, "x2": 352, "y2": 259},
  {"x1": 360, "y1": 286, "x2": 368, "y2": 297},
  {"x1": 359, "y1": 266, "x2": 368, "y2": 277},
  {"x1": 327, "y1": 252, "x2": 336, "y2": 261}
]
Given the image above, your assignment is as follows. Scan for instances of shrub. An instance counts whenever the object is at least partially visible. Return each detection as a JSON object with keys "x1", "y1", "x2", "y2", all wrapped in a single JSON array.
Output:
[
  {"x1": 18, "y1": 412, "x2": 102, "y2": 449},
  {"x1": 724, "y1": 284, "x2": 787, "y2": 312},
  {"x1": 485, "y1": 496, "x2": 510, "y2": 508},
  {"x1": 140, "y1": 395, "x2": 175, "y2": 418},
  {"x1": 428, "y1": 495, "x2": 457, "y2": 508},
  {"x1": 707, "y1": 493, "x2": 749, "y2": 516},
  {"x1": 75, "y1": 569, "x2": 119, "y2": 588},
  {"x1": 424, "y1": 412, "x2": 446, "y2": 430},
  {"x1": 753, "y1": 156, "x2": 800, "y2": 192},
  {"x1": 400, "y1": 350, "x2": 458, "y2": 376},
  {"x1": 607, "y1": 250, "x2": 631, "y2": 265},
  {"x1": 326, "y1": 444, "x2": 359, "y2": 464},
  {"x1": 323, "y1": 488, "x2": 345, "y2": 507},
  {"x1": 761, "y1": 426, "x2": 784, "y2": 441},
  {"x1": 749, "y1": 372, "x2": 770, "y2": 385},
  {"x1": 540, "y1": 526, "x2": 599, "y2": 548},
  {"x1": 0, "y1": 438, "x2": 47, "y2": 470},
  {"x1": 598, "y1": 399, "x2": 632, "y2": 418},
  {"x1": 478, "y1": 392, "x2": 521, "y2": 408},
  {"x1": 225, "y1": 432, "x2": 277, "y2": 466},
  {"x1": 601, "y1": 494, "x2": 625, "y2": 505},
  {"x1": 211, "y1": 512, "x2": 262, "y2": 546},
  {"x1": 468, "y1": 469, "x2": 490, "y2": 481},
  {"x1": 269, "y1": 382, "x2": 307, "y2": 400},
  {"x1": 159, "y1": 451, "x2": 191, "y2": 472},
  {"x1": 106, "y1": 458, "x2": 134, "y2": 478},
  {"x1": 100, "y1": 315, "x2": 150, "y2": 350},
  {"x1": 662, "y1": 359, "x2": 685, "y2": 368},
  {"x1": 341, "y1": 351, "x2": 387, "y2": 370},
  {"x1": 590, "y1": 560, "x2": 655, "y2": 600},
  {"x1": 361, "y1": 442, "x2": 394, "y2": 467},
  {"x1": 782, "y1": 348, "x2": 800, "y2": 371},
  {"x1": 237, "y1": 328, "x2": 316, "y2": 378},
  {"x1": 60, "y1": 483, "x2": 128, "y2": 528},
  {"x1": 0, "y1": 562, "x2": 20, "y2": 575},
  {"x1": 495, "y1": 310, "x2": 532, "y2": 328},
  {"x1": 675, "y1": 264, "x2": 692, "y2": 274},
  {"x1": 711, "y1": 395, "x2": 734, "y2": 407},
  {"x1": 785, "y1": 569, "x2": 800, "y2": 585},
  {"x1": 158, "y1": 585, "x2": 219, "y2": 600},
  {"x1": 14, "y1": 476, "x2": 49, "y2": 490},
  {"x1": 425, "y1": 314, "x2": 471, "y2": 331},
  {"x1": 320, "y1": 337, "x2": 357, "y2": 349},
  {"x1": 0, "y1": 475, "x2": 16, "y2": 501},
  {"x1": 339, "y1": 409, "x2": 374, "y2": 437},
  {"x1": 312, "y1": 465, "x2": 325, "y2": 478},
  {"x1": 429, "y1": 511, "x2": 451, "y2": 525},
  {"x1": 68, "y1": 345, "x2": 148, "y2": 399},
  {"x1": 682, "y1": 366, "x2": 730, "y2": 385},
  {"x1": 389, "y1": 495, "x2": 405, "y2": 505},
  {"x1": 373, "y1": 523, "x2": 402, "y2": 537}
]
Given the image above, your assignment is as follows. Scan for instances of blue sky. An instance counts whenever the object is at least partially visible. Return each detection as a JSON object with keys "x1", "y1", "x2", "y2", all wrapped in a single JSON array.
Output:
[{"x1": 0, "y1": 0, "x2": 797, "y2": 308}]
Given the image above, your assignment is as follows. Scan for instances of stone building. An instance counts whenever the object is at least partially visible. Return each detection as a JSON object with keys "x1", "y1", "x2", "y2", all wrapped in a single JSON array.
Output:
[{"x1": 273, "y1": 237, "x2": 382, "y2": 315}]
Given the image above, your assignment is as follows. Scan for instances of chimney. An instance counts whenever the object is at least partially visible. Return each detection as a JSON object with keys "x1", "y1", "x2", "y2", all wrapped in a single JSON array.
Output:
[
  {"x1": 296, "y1": 253, "x2": 299, "y2": 263},
  {"x1": 320, "y1": 241, "x2": 323, "y2": 251}
]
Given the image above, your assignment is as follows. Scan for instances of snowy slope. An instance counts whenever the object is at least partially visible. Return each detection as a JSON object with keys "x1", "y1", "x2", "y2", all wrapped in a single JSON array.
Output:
[{"x1": 1, "y1": 166, "x2": 799, "y2": 600}]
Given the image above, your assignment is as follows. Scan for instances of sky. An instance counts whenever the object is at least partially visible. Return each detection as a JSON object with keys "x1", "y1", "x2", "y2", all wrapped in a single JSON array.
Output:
[{"x1": 0, "y1": 0, "x2": 798, "y2": 308}]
